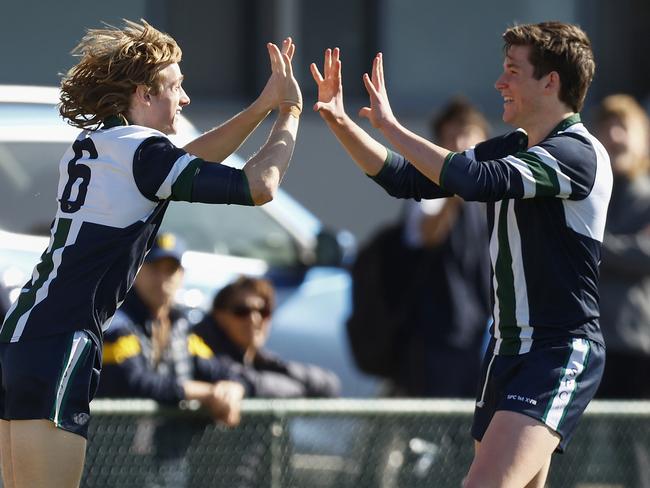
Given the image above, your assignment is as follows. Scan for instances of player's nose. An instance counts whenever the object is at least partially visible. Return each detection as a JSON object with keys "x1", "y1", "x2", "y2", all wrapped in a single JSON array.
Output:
[
  {"x1": 494, "y1": 73, "x2": 507, "y2": 91},
  {"x1": 180, "y1": 87, "x2": 190, "y2": 106}
]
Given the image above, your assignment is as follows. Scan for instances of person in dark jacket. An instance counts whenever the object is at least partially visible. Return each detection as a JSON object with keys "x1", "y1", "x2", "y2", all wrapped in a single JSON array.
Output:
[
  {"x1": 96, "y1": 233, "x2": 249, "y2": 488},
  {"x1": 191, "y1": 276, "x2": 340, "y2": 398},
  {"x1": 97, "y1": 232, "x2": 246, "y2": 417},
  {"x1": 593, "y1": 94, "x2": 650, "y2": 399},
  {"x1": 346, "y1": 98, "x2": 491, "y2": 397}
]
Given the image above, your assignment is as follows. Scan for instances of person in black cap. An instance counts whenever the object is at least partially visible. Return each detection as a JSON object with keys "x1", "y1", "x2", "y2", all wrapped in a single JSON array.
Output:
[
  {"x1": 97, "y1": 232, "x2": 246, "y2": 419},
  {"x1": 96, "y1": 232, "x2": 250, "y2": 487}
]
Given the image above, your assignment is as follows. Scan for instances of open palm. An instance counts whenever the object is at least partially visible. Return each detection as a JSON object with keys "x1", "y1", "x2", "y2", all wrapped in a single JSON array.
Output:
[
  {"x1": 259, "y1": 37, "x2": 302, "y2": 112},
  {"x1": 310, "y1": 48, "x2": 346, "y2": 122},
  {"x1": 359, "y1": 52, "x2": 396, "y2": 129}
]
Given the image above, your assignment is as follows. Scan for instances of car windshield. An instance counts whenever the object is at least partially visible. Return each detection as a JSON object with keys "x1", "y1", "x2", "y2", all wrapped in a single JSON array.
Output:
[
  {"x1": 0, "y1": 141, "x2": 61, "y2": 235},
  {"x1": 161, "y1": 202, "x2": 300, "y2": 266},
  {"x1": 0, "y1": 140, "x2": 301, "y2": 267}
]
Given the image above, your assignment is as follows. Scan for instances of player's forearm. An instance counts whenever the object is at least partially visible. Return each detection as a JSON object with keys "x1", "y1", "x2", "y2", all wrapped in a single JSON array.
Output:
[
  {"x1": 183, "y1": 100, "x2": 271, "y2": 163},
  {"x1": 324, "y1": 113, "x2": 387, "y2": 176},
  {"x1": 380, "y1": 121, "x2": 451, "y2": 185},
  {"x1": 244, "y1": 112, "x2": 299, "y2": 205}
]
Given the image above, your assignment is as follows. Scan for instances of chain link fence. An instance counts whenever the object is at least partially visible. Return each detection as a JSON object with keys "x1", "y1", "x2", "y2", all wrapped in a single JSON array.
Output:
[{"x1": 79, "y1": 399, "x2": 650, "y2": 488}]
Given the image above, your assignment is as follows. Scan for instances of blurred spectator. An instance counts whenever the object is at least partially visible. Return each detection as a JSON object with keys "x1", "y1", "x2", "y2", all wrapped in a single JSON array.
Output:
[
  {"x1": 191, "y1": 276, "x2": 340, "y2": 398},
  {"x1": 96, "y1": 232, "x2": 246, "y2": 487},
  {"x1": 593, "y1": 94, "x2": 650, "y2": 399},
  {"x1": 347, "y1": 97, "x2": 491, "y2": 397},
  {"x1": 97, "y1": 232, "x2": 246, "y2": 415}
]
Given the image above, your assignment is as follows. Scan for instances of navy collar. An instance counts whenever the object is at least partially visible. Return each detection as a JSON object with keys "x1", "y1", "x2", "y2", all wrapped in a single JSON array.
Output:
[
  {"x1": 548, "y1": 113, "x2": 581, "y2": 137},
  {"x1": 102, "y1": 114, "x2": 128, "y2": 129}
]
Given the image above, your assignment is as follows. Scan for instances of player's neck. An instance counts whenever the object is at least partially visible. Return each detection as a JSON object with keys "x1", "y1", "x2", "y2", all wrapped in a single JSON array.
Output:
[{"x1": 524, "y1": 107, "x2": 575, "y2": 148}]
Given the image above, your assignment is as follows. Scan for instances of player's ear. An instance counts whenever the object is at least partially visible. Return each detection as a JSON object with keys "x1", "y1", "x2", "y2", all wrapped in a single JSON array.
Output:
[
  {"x1": 134, "y1": 85, "x2": 152, "y2": 105},
  {"x1": 544, "y1": 71, "x2": 561, "y2": 94}
]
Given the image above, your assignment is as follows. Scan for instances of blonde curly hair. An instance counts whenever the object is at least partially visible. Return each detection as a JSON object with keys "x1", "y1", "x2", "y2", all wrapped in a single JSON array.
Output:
[{"x1": 59, "y1": 19, "x2": 182, "y2": 129}]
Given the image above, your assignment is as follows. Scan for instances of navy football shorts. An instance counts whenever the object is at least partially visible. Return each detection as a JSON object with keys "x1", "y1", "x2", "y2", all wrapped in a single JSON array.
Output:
[
  {"x1": 471, "y1": 337, "x2": 605, "y2": 452},
  {"x1": 0, "y1": 330, "x2": 101, "y2": 439}
]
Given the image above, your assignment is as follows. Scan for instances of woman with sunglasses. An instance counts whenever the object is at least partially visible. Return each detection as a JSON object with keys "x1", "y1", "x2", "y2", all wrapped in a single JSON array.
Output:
[{"x1": 190, "y1": 276, "x2": 340, "y2": 398}]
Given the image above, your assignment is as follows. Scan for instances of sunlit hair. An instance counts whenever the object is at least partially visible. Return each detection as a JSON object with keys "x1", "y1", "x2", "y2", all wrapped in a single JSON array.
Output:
[
  {"x1": 503, "y1": 21, "x2": 595, "y2": 113},
  {"x1": 592, "y1": 94, "x2": 650, "y2": 178},
  {"x1": 59, "y1": 19, "x2": 182, "y2": 130},
  {"x1": 213, "y1": 276, "x2": 276, "y2": 315},
  {"x1": 430, "y1": 96, "x2": 490, "y2": 142}
]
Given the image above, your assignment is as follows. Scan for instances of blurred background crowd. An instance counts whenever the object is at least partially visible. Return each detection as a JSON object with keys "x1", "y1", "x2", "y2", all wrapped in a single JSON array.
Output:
[{"x1": 1, "y1": 1, "x2": 650, "y2": 485}]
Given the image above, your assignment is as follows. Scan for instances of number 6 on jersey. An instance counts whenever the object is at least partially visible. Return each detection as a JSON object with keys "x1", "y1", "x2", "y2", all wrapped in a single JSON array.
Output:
[{"x1": 60, "y1": 138, "x2": 96, "y2": 213}]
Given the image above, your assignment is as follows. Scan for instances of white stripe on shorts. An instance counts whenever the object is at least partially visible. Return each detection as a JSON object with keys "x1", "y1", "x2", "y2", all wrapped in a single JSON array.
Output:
[
  {"x1": 542, "y1": 338, "x2": 590, "y2": 430},
  {"x1": 52, "y1": 331, "x2": 91, "y2": 427},
  {"x1": 476, "y1": 352, "x2": 497, "y2": 408}
]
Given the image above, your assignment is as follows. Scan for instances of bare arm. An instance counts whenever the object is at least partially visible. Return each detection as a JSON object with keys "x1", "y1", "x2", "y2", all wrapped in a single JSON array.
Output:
[
  {"x1": 310, "y1": 48, "x2": 388, "y2": 175},
  {"x1": 242, "y1": 40, "x2": 302, "y2": 205},
  {"x1": 310, "y1": 48, "x2": 450, "y2": 201},
  {"x1": 359, "y1": 53, "x2": 451, "y2": 184},
  {"x1": 183, "y1": 38, "x2": 298, "y2": 164},
  {"x1": 243, "y1": 110, "x2": 299, "y2": 205},
  {"x1": 182, "y1": 101, "x2": 270, "y2": 164}
]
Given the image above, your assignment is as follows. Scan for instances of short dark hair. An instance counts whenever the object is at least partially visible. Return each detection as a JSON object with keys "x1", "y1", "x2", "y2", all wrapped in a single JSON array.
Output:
[
  {"x1": 212, "y1": 276, "x2": 275, "y2": 313},
  {"x1": 430, "y1": 97, "x2": 490, "y2": 142},
  {"x1": 503, "y1": 21, "x2": 595, "y2": 113}
]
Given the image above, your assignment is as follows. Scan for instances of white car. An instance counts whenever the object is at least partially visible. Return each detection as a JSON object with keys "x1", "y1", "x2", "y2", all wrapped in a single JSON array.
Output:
[{"x1": 0, "y1": 85, "x2": 379, "y2": 397}]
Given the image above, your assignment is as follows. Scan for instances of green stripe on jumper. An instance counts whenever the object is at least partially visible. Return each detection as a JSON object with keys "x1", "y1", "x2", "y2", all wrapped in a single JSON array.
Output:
[
  {"x1": 0, "y1": 218, "x2": 72, "y2": 341},
  {"x1": 494, "y1": 200, "x2": 519, "y2": 355},
  {"x1": 170, "y1": 158, "x2": 203, "y2": 201},
  {"x1": 518, "y1": 152, "x2": 560, "y2": 197},
  {"x1": 439, "y1": 151, "x2": 457, "y2": 190}
]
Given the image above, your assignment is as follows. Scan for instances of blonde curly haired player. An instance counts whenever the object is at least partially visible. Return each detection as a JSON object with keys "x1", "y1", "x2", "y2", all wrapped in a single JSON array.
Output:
[{"x1": 0, "y1": 19, "x2": 301, "y2": 488}]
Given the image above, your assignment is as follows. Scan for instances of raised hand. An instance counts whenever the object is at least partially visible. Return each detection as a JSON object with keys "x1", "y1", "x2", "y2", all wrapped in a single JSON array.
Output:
[
  {"x1": 310, "y1": 47, "x2": 346, "y2": 123},
  {"x1": 359, "y1": 53, "x2": 397, "y2": 129},
  {"x1": 258, "y1": 37, "x2": 303, "y2": 113}
]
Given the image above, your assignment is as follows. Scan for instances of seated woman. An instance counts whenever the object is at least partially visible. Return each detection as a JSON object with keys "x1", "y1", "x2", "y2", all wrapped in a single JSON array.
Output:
[{"x1": 191, "y1": 276, "x2": 340, "y2": 398}]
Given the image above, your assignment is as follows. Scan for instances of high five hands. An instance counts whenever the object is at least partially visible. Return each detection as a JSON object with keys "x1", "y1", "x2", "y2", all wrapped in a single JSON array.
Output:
[
  {"x1": 259, "y1": 37, "x2": 303, "y2": 114},
  {"x1": 310, "y1": 48, "x2": 345, "y2": 123},
  {"x1": 359, "y1": 52, "x2": 397, "y2": 129},
  {"x1": 311, "y1": 49, "x2": 397, "y2": 130}
]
